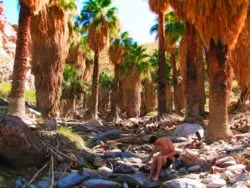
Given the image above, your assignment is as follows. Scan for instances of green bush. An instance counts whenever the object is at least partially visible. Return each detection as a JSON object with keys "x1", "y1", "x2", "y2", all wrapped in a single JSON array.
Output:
[
  {"x1": 99, "y1": 70, "x2": 114, "y2": 90},
  {"x1": 0, "y1": 82, "x2": 36, "y2": 104}
]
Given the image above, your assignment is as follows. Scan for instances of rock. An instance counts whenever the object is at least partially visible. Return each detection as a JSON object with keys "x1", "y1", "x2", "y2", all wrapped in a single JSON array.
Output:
[
  {"x1": 98, "y1": 166, "x2": 113, "y2": 177},
  {"x1": 87, "y1": 119, "x2": 103, "y2": 127},
  {"x1": 114, "y1": 164, "x2": 136, "y2": 174},
  {"x1": 93, "y1": 157, "x2": 106, "y2": 168},
  {"x1": 178, "y1": 168, "x2": 188, "y2": 175},
  {"x1": 115, "y1": 174, "x2": 144, "y2": 187},
  {"x1": 216, "y1": 156, "x2": 236, "y2": 168},
  {"x1": 180, "y1": 149, "x2": 206, "y2": 167},
  {"x1": 174, "y1": 123, "x2": 204, "y2": 139},
  {"x1": 172, "y1": 159, "x2": 184, "y2": 170},
  {"x1": 187, "y1": 165, "x2": 201, "y2": 172},
  {"x1": 103, "y1": 152, "x2": 135, "y2": 159},
  {"x1": 232, "y1": 181, "x2": 248, "y2": 188},
  {"x1": 226, "y1": 164, "x2": 246, "y2": 173},
  {"x1": 207, "y1": 179, "x2": 226, "y2": 188},
  {"x1": 162, "y1": 178, "x2": 206, "y2": 188},
  {"x1": 168, "y1": 136, "x2": 188, "y2": 143},
  {"x1": 201, "y1": 174, "x2": 222, "y2": 184},
  {"x1": 36, "y1": 179, "x2": 50, "y2": 188},
  {"x1": 45, "y1": 119, "x2": 57, "y2": 130},
  {"x1": 223, "y1": 170, "x2": 248, "y2": 184},
  {"x1": 83, "y1": 179, "x2": 121, "y2": 188},
  {"x1": 57, "y1": 172, "x2": 90, "y2": 188},
  {"x1": 91, "y1": 129, "x2": 121, "y2": 144}
]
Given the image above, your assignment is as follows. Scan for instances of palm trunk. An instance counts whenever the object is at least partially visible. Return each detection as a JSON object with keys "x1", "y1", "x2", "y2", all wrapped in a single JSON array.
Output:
[
  {"x1": 166, "y1": 82, "x2": 174, "y2": 112},
  {"x1": 170, "y1": 50, "x2": 181, "y2": 113},
  {"x1": 144, "y1": 78, "x2": 157, "y2": 113},
  {"x1": 122, "y1": 64, "x2": 141, "y2": 118},
  {"x1": 89, "y1": 52, "x2": 100, "y2": 119},
  {"x1": 109, "y1": 64, "x2": 120, "y2": 119},
  {"x1": 207, "y1": 40, "x2": 232, "y2": 140},
  {"x1": 157, "y1": 12, "x2": 167, "y2": 115},
  {"x1": 185, "y1": 23, "x2": 201, "y2": 122},
  {"x1": 9, "y1": 4, "x2": 31, "y2": 115},
  {"x1": 196, "y1": 46, "x2": 206, "y2": 115},
  {"x1": 33, "y1": 49, "x2": 64, "y2": 119}
]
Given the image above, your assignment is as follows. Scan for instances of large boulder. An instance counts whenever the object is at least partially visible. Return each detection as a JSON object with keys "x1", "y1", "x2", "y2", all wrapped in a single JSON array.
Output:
[
  {"x1": 174, "y1": 123, "x2": 204, "y2": 139},
  {"x1": 0, "y1": 115, "x2": 47, "y2": 167},
  {"x1": 82, "y1": 179, "x2": 121, "y2": 188}
]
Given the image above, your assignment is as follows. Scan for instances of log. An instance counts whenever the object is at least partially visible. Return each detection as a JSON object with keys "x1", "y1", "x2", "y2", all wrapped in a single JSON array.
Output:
[{"x1": 0, "y1": 114, "x2": 47, "y2": 168}]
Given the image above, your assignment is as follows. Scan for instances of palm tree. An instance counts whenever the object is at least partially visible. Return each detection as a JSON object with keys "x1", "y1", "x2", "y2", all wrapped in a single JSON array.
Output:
[
  {"x1": 108, "y1": 31, "x2": 132, "y2": 120},
  {"x1": 77, "y1": 0, "x2": 120, "y2": 119},
  {"x1": 148, "y1": 0, "x2": 169, "y2": 115},
  {"x1": 121, "y1": 42, "x2": 152, "y2": 118},
  {"x1": 30, "y1": 1, "x2": 76, "y2": 118},
  {"x1": 8, "y1": 1, "x2": 47, "y2": 115},
  {"x1": 170, "y1": 0, "x2": 249, "y2": 140},
  {"x1": 150, "y1": 11, "x2": 185, "y2": 113}
]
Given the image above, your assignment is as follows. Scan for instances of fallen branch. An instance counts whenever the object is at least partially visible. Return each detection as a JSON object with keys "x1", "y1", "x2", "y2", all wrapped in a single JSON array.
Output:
[{"x1": 22, "y1": 162, "x2": 49, "y2": 188}]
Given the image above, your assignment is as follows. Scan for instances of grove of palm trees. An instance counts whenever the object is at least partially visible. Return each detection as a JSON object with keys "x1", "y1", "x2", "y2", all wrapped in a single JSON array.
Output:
[{"x1": 0, "y1": 0, "x2": 250, "y2": 187}]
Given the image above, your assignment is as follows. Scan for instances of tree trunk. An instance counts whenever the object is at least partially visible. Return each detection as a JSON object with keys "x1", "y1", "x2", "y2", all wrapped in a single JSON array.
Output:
[
  {"x1": 89, "y1": 53, "x2": 100, "y2": 119},
  {"x1": 109, "y1": 64, "x2": 120, "y2": 119},
  {"x1": 157, "y1": 12, "x2": 167, "y2": 115},
  {"x1": 170, "y1": 50, "x2": 181, "y2": 113},
  {"x1": 166, "y1": 82, "x2": 174, "y2": 112},
  {"x1": 98, "y1": 87, "x2": 110, "y2": 112},
  {"x1": 185, "y1": 23, "x2": 201, "y2": 122},
  {"x1": 122, "y1": 64, "x2": 141, "y2": 118},
  {"x1": 9, "y1": 4, "x2": 31, "y2": 116},
  {"x1": 196, "y1": 44, "x2": 206, "y2": 115},
  {"x1": 144, "y1": 78, "x2": 157, "y2": 113},
  {"x1": 33, "y1": 51, "x2": 64, "y2": 119},
  {"x1": 0, "y1": 115, "x2": 47, "y2": 168},
  {"x1": 207, "y1": 40, "x2": 232, "y2": 140},
  {"x1": 30, "y1": 6, "x2": 68, "y2": 119}
]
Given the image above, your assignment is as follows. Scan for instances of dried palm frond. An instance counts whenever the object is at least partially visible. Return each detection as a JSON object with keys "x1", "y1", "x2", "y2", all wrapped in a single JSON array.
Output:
[
  {"x1": 87, "y1": 19, "x2": 109, "y2": 53},
  {"x1": 149, "y1": 0, "x2": 169, "y2": 13},
  {"x1": 230, "y1": 7, "x2": 250, "y2": 91},
  {"x1": 109, "y1": 46, "x2": 124, "y2": 65},
  {"x1": 21, "y1": 0, "x2": 49, "y2": 14},
  {"x1": 183, "y1": 0, "x2": 248, "y2": 49}
]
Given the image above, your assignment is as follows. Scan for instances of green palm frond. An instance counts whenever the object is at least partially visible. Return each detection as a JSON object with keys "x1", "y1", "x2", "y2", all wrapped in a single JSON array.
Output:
[
  {"x1": 77, "y1": 0, "x2": 120, "y2": 37},
  {"x1": 150, "y1": 11, "x2": 186, "y2": 45}
]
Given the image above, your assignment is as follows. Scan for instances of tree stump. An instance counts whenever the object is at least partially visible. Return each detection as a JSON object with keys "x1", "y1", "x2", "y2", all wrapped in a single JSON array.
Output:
[{"x1": 0, "y1": 114, "x2": 47, "y2": 168}]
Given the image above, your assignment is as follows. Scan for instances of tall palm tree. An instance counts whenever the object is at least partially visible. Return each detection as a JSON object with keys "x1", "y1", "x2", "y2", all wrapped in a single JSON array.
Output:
[
  {"x1": 150, "y1": 11, "x2": 185, "y2": 113},
  {"x1": 148, "y1": 0, "x2": 169, "y2": 115},
  {"x1": 108, "y1": 31, "x2": 132, "y2": 120},
  {"x1": 121, "y1": 42, "x2": 152, "y2": 118},
  {"x1": 30, "y1": 0, "x2": 76, "y2": 118},
  {"x1": 170, "y1": 0, "x2": 249, "y2": 140},
  {"x1": 8, "y1": 0, "x2": 47, "y2": 115},
  {"x1": 77, "y1": 0, "x2": 120, "y2": 119}
]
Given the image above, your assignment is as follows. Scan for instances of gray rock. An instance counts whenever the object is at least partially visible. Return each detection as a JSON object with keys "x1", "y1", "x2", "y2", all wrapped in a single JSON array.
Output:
[
  {"x1": 226, "y1": 164, "x2": 246, "y2": 173},
  {"x1": 207, "y1": 179, "x2": 226, "y2": 188},
  {"x1": 92, "y1": 129, "x2": 121, "y2": 144},
  {"x1": 36, "y1": 180, "x2": 50, "y2": 188},
  {"x1": 83, "y1": 179, "x2": 121, "y2": 188},
  {"x1": 168, "y1": 136, "x2": 188, "y2": 143},
  {"x1": 103, "y1": 152, "x2": 135, "y2": 159},
  {"x1": 223, "y1": 170, "x2": 248, "y2": 184},
  {"x1": 178, "y1": 168, "x2": 188, "y2": 175},
  {"x1": 187, "y1": 165, "x2": 201, "y2": 172},
  {"x1": 174, "y1": 123, "x2": 204, "y2": 139},
  {"x1": 98, "y1": 166, "x2": 113, "y2": 177},
  {"x1": 115, "y1": 174, "x2": 144, "y2": 187},
  {"x1": 57, "y1": 171, "x2": 90, "y2": 188},
  {"x1": 216, "y1": 156, "x2": 236, "y2": 168},
  {"x1": 162, "y1": 178, "x2": 206, "y2": 188},
  {"x1": 114, "y1": 164, "x2": 136, "y2": 174},
  {"x1": 93, "y1": 157, "x2": 106, "y2": 168},
  {"x1": 45, "y1": 119, "x2": 57, "y2": 130},
  {"x1": 232, "y1": 181, "x2": 248, "y2": 188}
]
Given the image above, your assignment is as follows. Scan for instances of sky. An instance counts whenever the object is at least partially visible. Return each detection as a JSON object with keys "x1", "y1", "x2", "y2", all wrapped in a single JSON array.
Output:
[{"x1": 2, "y1": 0, "x2": 156, "y2": 44}]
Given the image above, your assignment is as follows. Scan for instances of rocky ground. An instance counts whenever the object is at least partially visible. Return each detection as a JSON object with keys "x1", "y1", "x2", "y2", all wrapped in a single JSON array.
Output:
[{"x1": 0, "y1": 104, "x2": 249, "y2": 188}]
